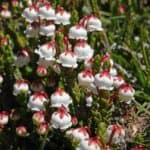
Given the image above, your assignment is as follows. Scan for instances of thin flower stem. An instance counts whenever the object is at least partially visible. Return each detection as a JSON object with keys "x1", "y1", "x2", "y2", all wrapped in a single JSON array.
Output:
[{"x1": 40, "y1": 134, "x2": 48, "y2": 150}]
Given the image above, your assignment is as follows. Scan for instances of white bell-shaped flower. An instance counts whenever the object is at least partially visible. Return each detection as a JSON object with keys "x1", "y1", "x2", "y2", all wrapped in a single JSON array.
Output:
[
  {"x1": 69, "y1": 24, "x2": 87, "y2": 40},
  {"x1": 35, "y1": 41, "x2": 56, "y2": 61},
  {"x1": 118, "y1": 83, "x2": 135, "y2": 102},
  {"x1": 67, "y1": 126, "x2": 90, "y2": 141},
  {"x1": 58, "y1": 50, "x2": 78, "y2": 68},
  {"x1": 40, "y1": 21, "x2": 55, "y2": 36},
  {"x1": 39, "y1": 3, "x2": 55, "y2": 20},
  {"x1": 51, "y1": 106, "x2": 72, "y2": 130},
  {"x1": 113, "y1": 75, "x2": 125, "y2": 88},
  {"x1": 95, "y1": 70, "x2": 113, "y2": 90},
  {"x1": 86, "y1": 15, "x2": 103, "y2": 32},
  {"x1": 74, "y1": 40, "x2": 94, "y2": 61},
  {"x1": 27, "y1": 91, "x2": 49, "y2": 111},
  {"x1": 55, "y1": 7, "x2": 71, "y2": 25},
  {"x1": 0, "y1": 7, "x2": 11, "y2": 18},
  {"x1": 22, "y1": 5, "x2": 39, "y2": 22},
  {"x1": 76, "y1": 136, "x2": 101, "y2": 150},
  {"x1": 14, "y1": 49, "x2": 30, "y2": 67},
  {"x1": 106, "y1": 124, "x2": 125, "y2": 144},
  {"x1": 13, "y1": 79, "x2": 30, "y2": 96},
  {"x1": 51, "y1": 88, "x2": 72, "y2": 108},
  {"x1": 78, "y1": 69, "x2": 94, "y2": 87}
]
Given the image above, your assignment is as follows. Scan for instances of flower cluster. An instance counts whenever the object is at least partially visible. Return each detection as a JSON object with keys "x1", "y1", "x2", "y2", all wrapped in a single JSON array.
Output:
[
  {"x1": 0, "y1": 0, "x2": 140, "y2": 149},
  {"x1": 22, "y1": 2, "x2": 70, "y2": 37}
]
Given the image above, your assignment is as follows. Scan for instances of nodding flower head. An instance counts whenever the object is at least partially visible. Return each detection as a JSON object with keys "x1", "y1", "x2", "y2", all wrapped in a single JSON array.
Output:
[
  {"x1": 106, "y1": 124, "x2": 125, "y2": 144},
  {"x1": 0, "y1": 111, "x2": 9, "y2": 125},
  {"x1": 67, "y1": 126, "x2": 90, "y2": 141},
  {"x1": 39, "y1": 2, "x2": 55, "y2": 20},
  {"x1": 58, "y1": 49, "x2": 78, "y2": 68},
  {"x1": 79, "y1": 15, "x2": 103, "y2": 32},
  {"x1": 77, "y1": 136, "x2": 102, "y2": 150},
  {"x1": 35, "y1": 41, "x2": 56, "y2": 61},
  {"x1": 0, "y1": 6, "x2": 11, "y2": 18},
  {"x1": 39, "y1": 20, "x2": 55, "y2": 37},
  {"x1": 95, "y1": 70, "x2": 113, "y2": 91},
  {"x1": 13, "y1": 79, "x2": 30, "y2": 96},
  {"x1": 14, "y1": 49, "x2": 30, "y2": 67},
  {"x1": 118, "y1": 83, "x2": 135, "y2": 102},
  {"x1": 113, "y1": 75, "x2": 125, "y2": 88},
  {"x1": 37, "y1": 122, "x2": 49, "y2": 135},
  {"x1": 51, "y1": 105, "x2": 72, "y2": 130},
  {"x1": 32, "y1": 91, "x2": 48, "y2": 100},
  {"x1": 27, "y1": 91, "x2": 49, "y2": 111},
  {"x1": 74, "y1": 40, "x2": 94, "y2": 61},
  {"x1": 78, "y1": 69, "x2": 94, "y2": 87},
  {"x1": 55, "y1": 6, "x2": 71, "y2": 25},
  {"x1": 69, "y1": 23, "x2": 87, "y2": 40},
  {"x1": 22, "y1": 4, "x2": 39, "y2": 22},
  {"x1": 32, "y1": 110, "x2": 46, "y2": 125},
  {"x1": 51, "y1": 88, "x2": 72, "y2": 108},
  {"x1": 16, "y1": 125, "x2": 28, "y2": 137},
  {"x1": 36, "y1": 65, "x2": 47, "y2": 77},
  {"x1": 82, "y1": 69, "x2": 94, "y2": 78},
  {"x1": 86, "y1": 15, "x2": 103, "y2": 32},
  {"x1": 55, "y1": 106, "x2": 68, "y2": 119}
]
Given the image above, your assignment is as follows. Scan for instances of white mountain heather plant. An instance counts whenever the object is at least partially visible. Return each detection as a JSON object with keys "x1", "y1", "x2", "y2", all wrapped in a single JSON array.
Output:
[
  {"x1": 20, "y1": 1, "x2": 136, "y2": 149},
  {"x1": 0, "y1": 0, "x2": 148, "y2": 149}
]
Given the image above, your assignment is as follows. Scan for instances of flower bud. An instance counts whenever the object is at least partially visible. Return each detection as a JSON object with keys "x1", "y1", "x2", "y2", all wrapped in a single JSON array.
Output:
[
  {"x1": 36, "y1": 65, "x2": 47, "y2": 77},
  {"x1": 32, "y1": 111, "x2": 46, "y2": 125},
  {"x1": 71, "y1": 116, "x2": 78, "y2": 126},
  {"x1": 37, "y1": 122, "x2": 49, "y2": 135},
  {"x1": 0, "y1": 111, "x2": 9, "y2": 125},
  {"x1": 16, "y1": 126, "x2": 27, "y2": 137}
]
